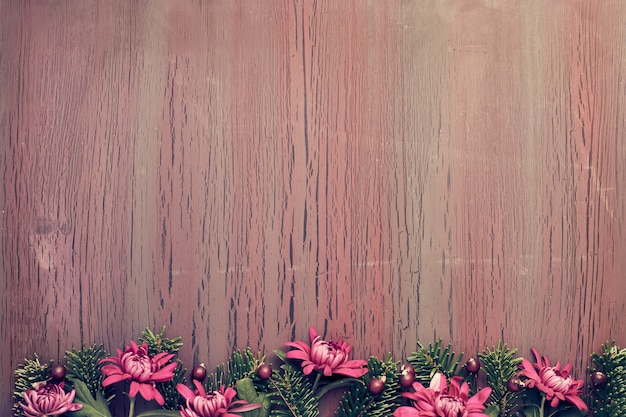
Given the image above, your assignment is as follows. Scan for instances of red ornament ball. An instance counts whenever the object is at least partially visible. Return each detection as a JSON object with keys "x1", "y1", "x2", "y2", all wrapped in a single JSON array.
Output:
[
  {"x1": 191, "y1": 364, "x2": 207, "y2": 381},
  {"x1": 399, "y1": 372, "x2": 415, "y2": 388},
  {"x1": 591, "y1": 371, "x2": 608, "y2": 387},
  {"x1": 50, "y1": 364, "x2": 66, "y2": 381},
  {"x1": 257, "y1": 364, "x2": 272, "y2": 380},
  {"x1": 367, "y1": 378, "x2": 385, "y2": 395},
  {"x1": 402, "y1": 364, "x2": 415, "y2": 375},
  {"x1": 506, "y1": 377, "x2": 524, "y2": 393},
  {"x1": 465, "y1": 358, "x2": 480, "y2": 374}
]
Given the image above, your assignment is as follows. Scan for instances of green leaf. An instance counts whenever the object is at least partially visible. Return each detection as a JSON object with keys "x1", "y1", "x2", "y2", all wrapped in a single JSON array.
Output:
[
  {"x1": 66, "y1": 403, "x2": 113, "y2": 417},
  {"x1": 519, "y1": 407, "x2": 541, "y2": 417},
  {"x1": 68, "y1": 379, "x2": 113, "y2": 417},
  {"x1": 134, "y1": 411, "x2": 181, "y2": 417},
  {"x1": 315, "y1": 378, "x2": 363, "y2": 399},
  {"x1": 235, "y1": 378, "x2": 271, "y2": 417},
  {"x1": 483, "y1": 404, "x2": 500, "y2": 417}
]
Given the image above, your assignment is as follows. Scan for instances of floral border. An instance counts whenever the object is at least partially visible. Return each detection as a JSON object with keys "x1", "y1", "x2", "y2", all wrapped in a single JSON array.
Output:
[{"x1": 12, "y1": 326, "x2": 625, "y2": 417}]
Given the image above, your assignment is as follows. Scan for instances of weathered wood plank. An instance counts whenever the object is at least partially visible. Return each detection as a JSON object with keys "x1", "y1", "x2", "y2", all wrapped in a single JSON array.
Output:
[{"x1": 1, "y1": 1, "x2": 625, "y2": 413}]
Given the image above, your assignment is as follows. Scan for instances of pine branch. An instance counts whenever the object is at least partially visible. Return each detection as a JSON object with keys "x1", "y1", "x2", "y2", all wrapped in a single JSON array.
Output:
[
  {"x1": 65, "y1": 343, "x2": 110, "y2": 400},
  {"x1": 206, "y1": 348, "x2": 265, "y2": 391},
  {"x1": 590, "y1": 341, "x2": 626, "y2": 417},
  {"x1": 139, "y1": 326, "x2": 183, "y2": 355},
  {"x1": 407, "y1": 339, "x2": 463, "y2": 385},
  {"x1": 334, "y1": 354, "x2": 400, "y2": 417},
  {"x1": 12, "y1": 355, "x2": 54, "y2": 417},
  {"x1": 267, "y1": 362, "x2": 319, "y2": 417},
  {"x1": 478, "y1": 342, "x2": 523, "y2": 417}
]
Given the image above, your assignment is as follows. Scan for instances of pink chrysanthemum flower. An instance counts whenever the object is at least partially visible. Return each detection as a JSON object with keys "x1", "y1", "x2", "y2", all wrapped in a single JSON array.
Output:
[
  {"x1": 394, "y1": 373, "x2": 492, "y2": 417},
  {"x1": 19, "y1": 382, "x2": 82, "y2": 417},
  {"x1": 100, "y1": 340, "x2": 178, "y2": 406},
  {"x1": 176, "y1": 380, "x2": 261, "y2": 417},
  {"x1": 520, "y1": 348, "x2": 588, "y2": 411},
  {"x1": 285, "y1": 327, "x2": 368, "y2": 378}
]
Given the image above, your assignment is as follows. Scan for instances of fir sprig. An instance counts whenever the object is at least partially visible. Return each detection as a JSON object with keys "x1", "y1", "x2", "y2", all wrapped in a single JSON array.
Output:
[
  {"x1": 206, "y1": 348, "x2": 266, "y2": 391},
  {"x1": 590, "y1": 341, "x2": 626, "y2": 417},
  {"x1": 139, "y1": 326, "x2": 183, "y2": 355},
  {"x1": 334, "y1": 354, "x2": 400, "y2": 417},
  {"x1": 12, "y1": 354, "x2": 54, "y2": 417},
  {"x1": 268, "y1": 353, "x2": 320, "y2": 417},
  {"x1": 478, "y1": 342, "x2": 523, "y2": 417},
  {"x1": 407, "y1": 339, "x2": 463, "y2": 385},
  {"x1": 65, "y1": 343, "x2": 109, "y2": 400}
]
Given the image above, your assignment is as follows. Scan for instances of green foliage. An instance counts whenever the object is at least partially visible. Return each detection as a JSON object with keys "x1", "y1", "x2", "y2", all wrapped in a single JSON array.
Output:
[
  {"x1": 139, "y1": 326, "x2": 183, "y2": 355},
  {"x1": 66, "y1": 378, "x2": 113, "y2": 417},
  {"x1": 206, "y1": 348, "x2": 266, "y2": 391},
  {"x1": 590, "y1": 341, "x2": 626, "y2": 417},
  {"x1": 139, "y1": 327, "x2": 186, "y2": 410},
  {"x1": 267, "y1": 356, "x2": 320, "y2": 417},
  {"x1": 158, "y1": 363, "x2": 187, "y2": 410},
  {"x1": 478, "y1": 342, "x2": 523, "y2": 417},
  {"x1": 65, "y1": 343, "x2": 109, "y2": 400},
  {"x1": 236, "y1": 377, "x2": 273, "y2": 417},
  {"x1": 334, "y1": 354, "x2": 401, "y2": 417},
  {"x1": 134, "y1": 412, "x2": 180, "y2": 417},
  {"x1": 407, "y1": 339, "x2": 463, "y2": 384},
  {"x1": 12, "y1": 354, "x2": 54, "y2": 417}
]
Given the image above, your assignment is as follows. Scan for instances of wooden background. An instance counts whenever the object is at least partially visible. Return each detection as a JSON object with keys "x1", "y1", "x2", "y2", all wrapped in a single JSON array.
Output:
[{"x1": 1, "y1": 0, "x2": 625, "y2": 413}]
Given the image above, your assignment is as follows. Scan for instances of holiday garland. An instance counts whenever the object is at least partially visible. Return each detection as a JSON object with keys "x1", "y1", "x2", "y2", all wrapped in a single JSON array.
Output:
[{"x1": 11, "y1": 326, "x2": 625, "y2": 417}]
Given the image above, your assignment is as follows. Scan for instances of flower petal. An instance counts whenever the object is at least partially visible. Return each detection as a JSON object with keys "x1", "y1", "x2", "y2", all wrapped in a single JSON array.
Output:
[
  {"x1": 129, "y1": 381, "x2": 140, "y2": 399},
  {"x1": 308, "y1": 327, "x2": 320, "y2": 341},
  {"x1": 177, "y1": 383, "x2": 195, "y2": 401},
  {"x1": 102, "y1": 373, "x2": 131, "y2": 386}
]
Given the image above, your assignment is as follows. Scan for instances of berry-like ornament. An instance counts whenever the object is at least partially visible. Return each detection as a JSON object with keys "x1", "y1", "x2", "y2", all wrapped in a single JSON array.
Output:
[
  {"x1": 257, "y1": 364, "x2": 272, "y2": 380},
  {"x1": 191, "y1": 364, "x2": 207, "y2": 381},
  {"x1": 399, "y1": 364, "x2": 416, "y2": 388},
  {"x1": 367, "y1": 376, "x2": 386, "y2": 395},
  {"x1": 591, "y1": 371, "x2": 608, "y2": 387},
  {"x1": 50, "y1": 364, "x2": 66, "y2": 381},
  {"x1": 506, "y1": 377, "x2": 524, "y2": 393},
  {"x1": 465, "y1": 358, "x2": 480, "y2": 374},
  {"x1": 401, "y1": 364, "x2": 415, "y2": 375}
]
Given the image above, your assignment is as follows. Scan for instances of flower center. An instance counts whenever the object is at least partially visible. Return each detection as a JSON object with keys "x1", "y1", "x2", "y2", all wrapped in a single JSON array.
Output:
[
  {"x1": 191, "y1": 391, "x2": 228, "y2": 416},
  {"x1": 122, "y1": 353, "x2": 153, "y2": 381},
  {"x1": 310, "y1": 339, "x2": 348, "y2": 369},
  {"x1": 543, "y1": 367, "x2": 573, "y2": 392},
  {"x1": 320, "y1": 341, "x2": 347, "y2": 365},
  {"x1": 35, "y1": 384, "x2": 64, "y2": 413},
  {"x1": 438, "y1": 394, "x2": 465, "y2": 417}
]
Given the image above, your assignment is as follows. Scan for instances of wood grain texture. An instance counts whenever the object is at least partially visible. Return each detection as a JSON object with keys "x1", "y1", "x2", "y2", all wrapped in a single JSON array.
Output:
[{"x1": 1, "y1": 0, "x2": 625, "y2": 413}]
